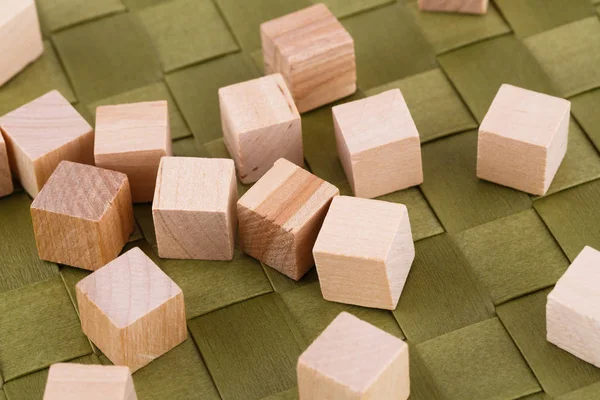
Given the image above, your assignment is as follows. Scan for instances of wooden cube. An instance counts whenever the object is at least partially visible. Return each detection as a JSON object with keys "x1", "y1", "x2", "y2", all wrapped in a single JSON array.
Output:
[
  {"x1": 31, "y1": 161, "x2": 134, "y2": 271},
  {"x1": 76, "y1": 247, "x2": 187, "y2": 372},
  {"x1": 298, "y1": 312, "x2": 409, "y2": 400},
  {"x1": 219, "y1": 74, "x2": 303, "y2": 184},
  {"x1": 547, "y1": 246, "x2": 600, "y2": 368},
  {"x1": 477, "y1": 84, "x2": 570, "y2": 196},
  {"x1": 238, "y1": 158, "x2": 338, "y2": 280},
  {"x1": 418, "y1": 0, "x2": 488, "y2": 14},
  {"x1": 1, "y1": 0, "x2": 43, "y2": 86},
  {"x1": 0, "y1": 133, "x2": 13, "y2": 198},
  {"x1": 261, "y1": 4, "x2": 356, "y2": 113},
  {"x1": 0, "y1": 90, "x2": 94, "y2": 198},
  {"x1": 95, "y1": 101, "x2": 172, "y2": 203},
  {"x1": 333, "y1": 89, "x2": 423, "y2": 199},
  {"x1": 152, "y1": 157, "x2": 237, "y2": 260},
  {"x1": 43, "y1": 363, "x2": 137, "y2": 400},
  {"x1": 313, "y1": 196, "x2": 414, "y2": 310}
]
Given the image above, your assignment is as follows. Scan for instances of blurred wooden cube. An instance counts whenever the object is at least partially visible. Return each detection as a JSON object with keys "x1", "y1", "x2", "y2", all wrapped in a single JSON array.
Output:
[
  {"x1": 0, "y1": 133, "x2": 13, "y2": 197},
  {"x1": 477, "y1": 84, "x2": 570, "y2": 196},
  {"x1": 298, "y1": 312, "x2": 409, "y2": 400},
  {"x1": 30, "y1": 161, "x2": 134, "y2": 270},
  {"x1": 238, "y1": 158, "x2": 338, "y2": 280},
  {"x1": 76, "y1": 247, "x2": 187, "y2": 372},
  {"x1": 333, "y1": 89, "x2": 423, "y2": 199},
  {"x1": 153, "y1": 157, "x2": 237, "y2": 260},
  {"x1": 219, "y1": 74, "x2": 303, "y2": 184},
  {"x1": 95, "y1": 101, "x2": 172, "y2": 203},
  {"x1": 43, "y1": 363, "x2": 137, "y2": 400},
  {"x1": 1, "y1": 0, "x2": 43, "y2": 86},
  {"x1": 0, "y1": 90, "x2": 94, "y2": 197},
  {"x1": 418, "y1": 0, "x2": 488, "y2": 14},
  {"x1": 313, "y1": 196, "x2": 414, "y2": 310},
  {"x1": 260, "y1": 4, "x2": 356, "y2": 113}
]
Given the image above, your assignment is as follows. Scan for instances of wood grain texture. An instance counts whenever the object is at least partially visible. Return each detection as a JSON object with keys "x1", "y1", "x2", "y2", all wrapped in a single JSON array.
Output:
[
  {"x1": 76, "y1": 247, "x2": 187, "y2": 372},
  {"x1": 313, "y1": 196, "x2": 414, "y2": 310},
  {"x1": 95, "y1": 100, "x2": 172, "y2": 203},
  {"x1": 152, "y1": 156, "x2": 237, "y2": 260},
  {"x1": 219, "y1": 74, "x2": 303, "y2": 184},
  {"x1": 298, "y1": 312, "x2": 409, "y2": 400},
  {"x1": 260, "y1": 4, "x2": 356, "y2": 113},
  {"x1": 333, "y1": 89, "x2": 423, "y2": 198},
  {"x1": 43, "y1": 363, "x2": 137, "y2": 400},
  {"x1": 0, "y1": 90, "x2": 94, "y2": 198},
  {"x1": 30, "y1": 161, "x2": 134, "y2": 271},
  {"x1": 238, "y1": 158, "x2": 339, "y2": 280},
  {"x1": 0, "y1": 0, "x2": 43, "y2": 87},
  {"x1": 0, "y1": 133, "x2": 13, "y2": 197},
  {"x1": 418, "y1": 0, "x2": 488, "y2": 14}
]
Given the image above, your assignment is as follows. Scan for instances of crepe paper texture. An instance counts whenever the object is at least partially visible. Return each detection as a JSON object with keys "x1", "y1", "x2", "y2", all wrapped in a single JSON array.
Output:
[
  {"x1": 36, "y1": 0, "x2": 125, "y2": 34},
  {"x1": 262, "y1": 263, "x2": 319, "y2": 294},
  {"x1": 556, "y1": 382, "x2": 600, "y2": 400},
  {"x1": 313, "y1": 0, "x2": 392, "y2": 18},
  {"x1": 572, "y1": 88, "x2": 600, "y2": 152}
]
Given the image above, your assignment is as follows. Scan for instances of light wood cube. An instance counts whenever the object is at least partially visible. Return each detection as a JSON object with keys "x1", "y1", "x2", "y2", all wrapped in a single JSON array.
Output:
[
  {"x1": 547, "y1": 246, "x2": 600, "y2": 368},
  {"x1": 95, "y1": 101, "x2": 172, "y2": 203},
  {"x1": 0, "y1": 133, "x2": 13, "y2": 197},
  {"x1": 260, "y1": 4, "x2": 356, "y2": 113},
  {"x1": 76, "y1": 247, "x2": 187, "y2": 372},
  {"x1": 477, "y1": 84, "x2": 570, "y2": 196},
  {"x1": 0, "y1": 90, "x2": 94, "y2": 198},
  {"x1": 238, "y1": 158, "x2": 339, "y2": 280},
  {"x1": 30, "y1": 161, "x2": 134, "y2": 271},
  {"x1": 313, "y1": 196, "x2": 414, "y2": 310},
  {"x1": 219, "y1": 74, "x2": 303, "y2": 184},
  {"x1": 1, "y1": 0, "x2": 43, "y2": 86},
  {"x1": 298, "y1": 312, "x2": 409, "y2": 400},
  {"x1": 43, "y1": 363, "x2": 137, "y2": 400},
  {"x1": 418, "y1": 0, "x2": 489, "y2": 14},
  {"x1": 152, "y1": 157, "x2": 237, "y2": 260},
  {"x1": 333, "y1": 89, "x2": 423, "y2": 199}
]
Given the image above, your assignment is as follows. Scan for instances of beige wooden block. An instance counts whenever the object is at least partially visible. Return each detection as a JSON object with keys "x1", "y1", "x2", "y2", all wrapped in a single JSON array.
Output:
[
  {"x1": 219, "y1": 74, "x2": 303, "y2": 184},
  {"x1": 261, "y1": 4, "x2": 356, "y2": 113},
  {"x1": 0, "y1": 90, "x2": 94, "y2": 198},
  {"x1": 43, "y1": 363, "x2": 137, "y2": 400},
  {"x1": 152, "y1": 156, "x2": 237, "y2": 260},
  {"x1": 298, "y1": 312, "x2": 409, "y2": 400},
  {"x1": 313, "y1": 196, "x2": 414, "y2": 310},
  {"x1": 95, "y1": 101, "x2": 172, "y2": 203},
  {"x1": 0, "y1": 0, "x2": 43, "y2": 87},
  {"x1": 418, "y1": 0, "x2": 488, "y2": 14},
  {"x1": 477, "y1": 84, "x2": 570, "y2": 196},
  {"x1": 0, "y1": 133, "x2": 13, "y2": 197},
  {"x1": 333, "y1": 89, "x2": 423, "y2": 199},
  {"x1": 547, "y1": 246, "x2": 600, "y2": 368},
  {"x1": 76, "y1": 247, "x2": 187, "y2": 372},
  {"x1": 30, "y1": 161, "x2": 134, "y2": 271},
  {"x1": 238, "y1": 158, "x2": 339, "y2": 280}
]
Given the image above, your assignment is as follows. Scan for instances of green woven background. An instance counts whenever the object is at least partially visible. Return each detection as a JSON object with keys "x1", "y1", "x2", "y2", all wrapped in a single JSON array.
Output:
[{"x1": 1, "y1": 0, "x2": 600, "y2": 399}]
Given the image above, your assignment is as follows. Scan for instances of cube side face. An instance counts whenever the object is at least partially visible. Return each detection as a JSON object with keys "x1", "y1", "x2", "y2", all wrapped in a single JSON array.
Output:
[
  {"x1": 364, "y1": 346, "x2": 410, "y2": 400},
  {"x1": 384, "y1": 213, "x2": 415, "y2": 310},
  {"x1": 418, "y1": 0, "x2": 488, "y2": 14},
  {"x1": 44, "y1": 364, "x2": 134, "y2": 400},
  {"x1": 333, "y1": 113, "x2": 356, "y2": 194},
  {"x1": 97, "y1": 179, "x2": 134, "y2": 267},
  {"x1": 0, "y1": 135, "x2": 13, "y2": 197},
  {"x1": 543, "y1": 109, "x2": 569, "y2": 193},
  {"x1": 297, "y1": 361, "x2": 361, "y2": 400}
]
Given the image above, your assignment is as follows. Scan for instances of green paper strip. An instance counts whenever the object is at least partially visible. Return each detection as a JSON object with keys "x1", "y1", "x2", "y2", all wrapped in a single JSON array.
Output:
[
  {"x1": 314, "y1": 0, "x2": 392, "y2": 19},
  {"x1": 572, "y1": 88, "x2": 600, "y2": 152},
  {"x1": 36, "y1": 0, "x2": 125, "y2": 33},
  {"x1": 557, "y1": 382, "x2": 600, "y2": 400}
]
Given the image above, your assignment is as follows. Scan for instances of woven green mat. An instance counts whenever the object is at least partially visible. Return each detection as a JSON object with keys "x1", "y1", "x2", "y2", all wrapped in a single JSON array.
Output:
[{"x1": 1, "y1": 1, "x2": 600, "y2": 399}]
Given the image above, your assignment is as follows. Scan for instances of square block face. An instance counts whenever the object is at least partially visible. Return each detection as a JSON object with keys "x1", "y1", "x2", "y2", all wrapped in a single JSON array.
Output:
[
  {"x1": 314, "y1": 196, "x2": 414, "y2": 310},
  {"x1": 238, "y1": 158, "x2": 339, "y2": 280},
  {"x1": 418, "y1": 0, "x2": 489, "y2": 14},
  {"x1": 0, "y1": 0, "x2": 43, "y2": 86},
  {"x1": 298, "y1": 312, "x2": 409, "y2": 399},
  {"x1": 477, "y1": 84, "x2": 571, "y2": 195},
  {"x1": 30, "y1": 161, "x2": 134, "y2": 270},
  {"x1": 333, "y1": 89, "x2": 423, "y2": 198},
  {"x1": 152, "y1": 157, "x2": 237, "y2": 260},
  {"x1": 261, "y1": 4, "x2": 356, "y2": 113},
  {"x1": 0, "y1": 134, "x2": 13, "y2": 197},
  {"x1": 0, "y1": 90, "x2": 94, "y2": 198},
  {"x1": 547, "y1": 246, "x2": 600, "y2": 367},
  {"x1": 76, "y1": 247, "x2": 187, "y2": 372},
  {"x1": 95, "y1": 101, "x2": 172, "y2": 203},
  {"x1": 219, "y1": 74, "x2": 303, "y2": 184}
]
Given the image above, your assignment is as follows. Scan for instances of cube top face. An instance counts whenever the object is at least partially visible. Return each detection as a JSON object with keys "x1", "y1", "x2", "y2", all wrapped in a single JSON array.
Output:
[
  {"x1": 0, "y1": 90, "x2": 93, "y2": 161},
  {"x1": 333, "y1": 89, "x2": 419, "y2": 155},
  {"x1": 480, "y1": 84, "x2": 570, "y2": 148},
  {"x1": 153, "y1": 156, "x2": 235, "y2": 213},
  {"x1": 31, "y1": 161, "x2": 128, "y2": 222},
  {"x1": 1, "y1": 0, "x2": 34, "y2": 25},
  {"x1": 95, "y1": 101, "x2": 170, "y2": 155},
  {"x1": 299, "y1": 312, "x2": 408, "y2": 393},
  {"x1": 219, "y1": 74, "x2": 299, "y2": 135},
  {"x1": 76, "y1": 247, "x2": 182, "y2": 328}
]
